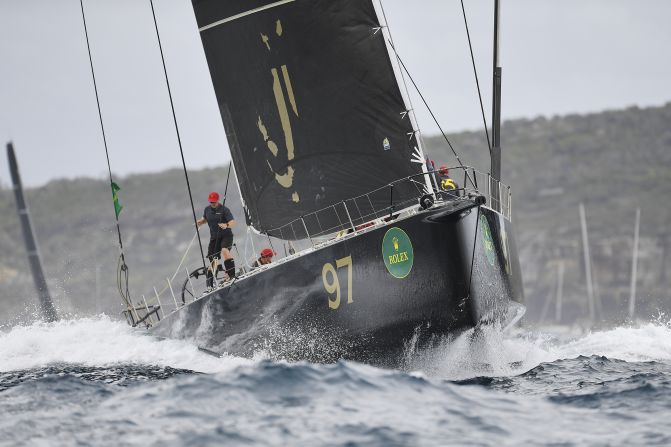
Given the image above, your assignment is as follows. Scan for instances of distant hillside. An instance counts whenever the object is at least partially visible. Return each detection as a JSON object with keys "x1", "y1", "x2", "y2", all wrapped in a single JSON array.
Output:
[
  {"x1": 425, "y1": 102, "x2": 671, "y2": 324},
  {"x1": 1, "y1": 103, "x2": 670, "y2": 325},
  {"x1": 0, "y1": 166, "x2": 248, "y2": 323}
]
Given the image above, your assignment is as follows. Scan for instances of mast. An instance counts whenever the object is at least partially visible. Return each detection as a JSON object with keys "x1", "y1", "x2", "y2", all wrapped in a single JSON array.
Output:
[
  {"x1": 555, "y1": 261, "x2": 564, "y2": 323},
  {"x1": 491, "y1": 0, "x2": 502, "y2": 182},
  {"x1": 579, "y1": 203, "x2": 595, "y2": 324},
  {"x1": 628, "y1": 207, "x2": 641, "y2": 319},
  {"x1": 6, "y1": 142, "x2": 58, "y2": 322}
]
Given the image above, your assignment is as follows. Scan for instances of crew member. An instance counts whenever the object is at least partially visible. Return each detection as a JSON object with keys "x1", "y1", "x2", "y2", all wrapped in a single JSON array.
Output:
[
  {"x1": 197, "y1": 191, "x2": 236, "y2": 287},
  {"x1": 438, "y1": 165, "x2": 460, "y2": 199},
  {"x1": 252, "y1": 248, "x2": 274, "y2": 268}
]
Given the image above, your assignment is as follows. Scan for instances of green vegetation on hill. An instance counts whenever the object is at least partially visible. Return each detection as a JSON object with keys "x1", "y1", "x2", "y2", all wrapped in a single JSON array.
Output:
[
  {"x1": 425, "y1": 103, "x2": 671, "y2": 323},
  {"x1": 0, "y1": 166, "x2": 248, "y2": 322},
  {"x1": 1, "y1": 103, "x2": 670, "y2": 325}
]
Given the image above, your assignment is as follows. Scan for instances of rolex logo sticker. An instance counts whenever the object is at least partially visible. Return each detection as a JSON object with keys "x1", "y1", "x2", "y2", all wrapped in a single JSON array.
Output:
[
  {"x1": 383, "y1": 137, "x2": 391, "y2": 151},
  {"x1": 382, "y1": 227, "x2": 414, "y2": 278}
]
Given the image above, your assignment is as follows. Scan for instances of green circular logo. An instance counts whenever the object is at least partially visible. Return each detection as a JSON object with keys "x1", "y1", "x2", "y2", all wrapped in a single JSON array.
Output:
[
  {"x1": 382, "y1": 227, "x2": 414, "y2": 278},
  {"x1": 480, "y1": 215, "x2": 496, "y2": 266}
]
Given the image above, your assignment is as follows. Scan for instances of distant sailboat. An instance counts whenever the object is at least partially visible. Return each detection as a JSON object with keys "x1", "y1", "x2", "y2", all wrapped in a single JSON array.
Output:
[
  {"x1": 628, "y1": 208, "x2": 641, "y2": 320},
  {"x1": 6, "y1": 142, "x2": 58, "y2": 322}
]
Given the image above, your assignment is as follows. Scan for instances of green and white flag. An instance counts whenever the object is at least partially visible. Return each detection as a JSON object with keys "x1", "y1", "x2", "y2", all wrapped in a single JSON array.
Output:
[{"x1": 111, "y1": 181, "x2": 123, "y2": 218}]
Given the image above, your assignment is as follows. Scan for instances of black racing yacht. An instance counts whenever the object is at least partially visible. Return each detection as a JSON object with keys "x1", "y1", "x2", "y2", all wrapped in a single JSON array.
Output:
[{"x1": 121, "y1": 0, "x2": 524, "y2": 365}]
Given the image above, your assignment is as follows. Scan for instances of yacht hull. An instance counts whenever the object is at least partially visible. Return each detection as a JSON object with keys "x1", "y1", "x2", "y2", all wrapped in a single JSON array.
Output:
[{"x1": 151, "y1": 201, "x2": 524, "y2": 365}]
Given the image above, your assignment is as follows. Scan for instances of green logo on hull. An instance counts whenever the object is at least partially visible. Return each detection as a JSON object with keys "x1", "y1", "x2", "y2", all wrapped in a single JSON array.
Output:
[
  {"x1": 382, "y1": 227, "x2": 414, "y2": 278},
  {"x1": 480, "y1": 215, "x2": 496, "y2": 266}
]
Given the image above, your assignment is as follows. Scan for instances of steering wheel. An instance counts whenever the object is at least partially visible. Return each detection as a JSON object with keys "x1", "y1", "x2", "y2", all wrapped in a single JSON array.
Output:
[{"x1": 180, "y1": 263, "x2": 225, "y2": 303}]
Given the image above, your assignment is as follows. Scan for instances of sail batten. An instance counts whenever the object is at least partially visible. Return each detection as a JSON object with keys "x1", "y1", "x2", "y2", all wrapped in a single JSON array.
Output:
[
  {"x1": 193, "y1": 0, "x2": 423, "y2": 238},
  {"x1": 198, "y1": 0, "x2": 297, "y2": 32}
]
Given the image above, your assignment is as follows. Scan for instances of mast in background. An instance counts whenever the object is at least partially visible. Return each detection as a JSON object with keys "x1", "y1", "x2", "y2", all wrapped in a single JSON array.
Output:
[
  {"x1": 628, "y1": 208, "x2": 641, "y2": 319},
  {"x1": 6, "y1": 142, "x2": 58, "y2": 322},
  {"x1": 491, "y1": 0, "x2": 502, "y2": 182},
  {"x1": 579, "y1": 203, "x2": 595, "y2": 324},
  {"x1": 555, "y1": 261, "x2": 564, "y2": 323}
]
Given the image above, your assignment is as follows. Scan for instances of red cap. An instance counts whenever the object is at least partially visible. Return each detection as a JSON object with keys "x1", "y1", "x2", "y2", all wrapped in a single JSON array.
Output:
[
  {"x1": 439, "y1": 165, "x2": 449, "y2": 176},
  {"x1": 260, "y1": 248, "x2": 274, "y2": 258},
  {"x1": 208, "y1": 192, "x2": 219, "y2": 202}
]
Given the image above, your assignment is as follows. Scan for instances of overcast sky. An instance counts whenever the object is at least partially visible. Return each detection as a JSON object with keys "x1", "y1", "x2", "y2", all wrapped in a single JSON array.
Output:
[{"x1": 1, "y1": 0, "x2": 670, "y2": 187}]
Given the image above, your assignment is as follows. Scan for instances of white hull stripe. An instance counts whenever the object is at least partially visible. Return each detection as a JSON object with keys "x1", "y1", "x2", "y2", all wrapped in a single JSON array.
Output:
[{"x1": 199, "y1": 0, "x2": 296, "y2": 32}]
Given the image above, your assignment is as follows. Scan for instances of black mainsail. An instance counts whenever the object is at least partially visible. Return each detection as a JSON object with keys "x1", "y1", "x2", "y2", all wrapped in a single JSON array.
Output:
[{"x1": 194, "y1": 0, "x2": 425, "y2": 238}]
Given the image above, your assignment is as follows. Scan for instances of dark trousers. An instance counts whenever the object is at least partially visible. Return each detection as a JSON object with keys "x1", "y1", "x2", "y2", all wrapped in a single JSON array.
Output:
[{"x1": 206, "y1": 235, "x2": 235, "y2": 286}]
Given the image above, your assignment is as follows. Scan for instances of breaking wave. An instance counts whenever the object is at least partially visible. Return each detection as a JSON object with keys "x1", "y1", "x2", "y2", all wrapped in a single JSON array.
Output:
[
  {"x1": 402, "y1": 318, "x2": 671, "y2": 380},
  {"x1": 0, "y1": 315, "x2": 252, "y2": 374},
  {"x1": 2, "y1": 316, "x2": 671, "y2": 446},
  {"x1": 2, "y1": 315, "x2": 671, "y2": 378}
]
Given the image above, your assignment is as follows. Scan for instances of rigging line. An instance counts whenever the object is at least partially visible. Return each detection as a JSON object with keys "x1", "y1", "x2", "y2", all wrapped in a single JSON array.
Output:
[
  {"x1": 218, "y1": 161, "x2": 233, "y2": 226},
  {"x1": 266, "y1": 234, "x2": 276, "y2": 257},
  {"x1": 168, "y1": 231, "x2": 198, "y2": 283},
  {"x1": 152, "y1": 231, "x2": 199, "y2": 298},
  {"x1": 214, "y1": 161, "x2": 233, "y2": 278},
  {"x1": 378, "y1": 0, "x2": 435, "y2": 197},
  {"x1": 377, "y1": 1, "x2": 427, "y2": 151},
  {"x1": 148, "y1": 0, "x2": 207, "y2": 273},
  {"x1": 222, "y1": 161, "x2": 233, "y2": 205},
  {"x1": 80, "y1": 0, "x2": 133, "y2": 313},
  {"x1": 386, "y1": 39, "x2": 467, "y2": 170},
  {"x1": 460, "y1": 0, "x2": 492, "y2": 154},
  {"x1": 247, "y1": 229, "x2": 255, "y2": 266},
  {"x1": 117, "y1": 256, "x2": 134, "y2": 325},
  {"x1": 78, "y1": 0, "x2": 127, "y2": 259}
]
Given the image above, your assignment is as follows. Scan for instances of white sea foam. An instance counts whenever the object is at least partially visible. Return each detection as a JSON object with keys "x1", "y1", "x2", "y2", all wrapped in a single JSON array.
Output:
[
  {"x1": 0, "y1": 315, "x2": 252, "y2": 374},
  {"x1": 2, "y1": 315, "x2": 671, "y2": 378},
  {"x1": 404, "y1": 319, "x2": 671, "y2": 380},
  {"x1": 552, "y1": 322, "x2": 671, "y2": 363}
]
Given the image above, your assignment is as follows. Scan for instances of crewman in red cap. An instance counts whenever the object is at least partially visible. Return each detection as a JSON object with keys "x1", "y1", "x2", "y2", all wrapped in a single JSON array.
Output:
[
  {"x1": 196, "y1": 191, "x2": 236, "y2": 287},
  {"x1": 252, "y1": 248, "x2": 274, "y2": 268},
  {"x1": 438, "y1": 165, "x2": 460, "y2": 199}
]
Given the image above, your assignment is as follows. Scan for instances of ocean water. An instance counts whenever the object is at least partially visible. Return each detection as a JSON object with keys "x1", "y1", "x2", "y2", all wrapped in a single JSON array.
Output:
[{"x1": 1, "y1": 317, "x2": 671, "y2": 446}]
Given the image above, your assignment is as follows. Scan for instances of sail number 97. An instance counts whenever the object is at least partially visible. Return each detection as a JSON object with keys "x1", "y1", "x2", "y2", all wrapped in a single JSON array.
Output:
[{"x1": 322, "y1": 255, "x2": 353, "y2": 310}]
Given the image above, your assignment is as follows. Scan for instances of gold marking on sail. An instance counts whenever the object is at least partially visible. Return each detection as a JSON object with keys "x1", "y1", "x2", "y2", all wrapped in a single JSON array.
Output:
[
  {"x1": 268, "y1": 141, "x2": 280, "y2": 157},
  {"x1": 275, "y1": 165, "x2": 295, "y2": 188},
  {"x1": 257, "y1": 116, "x2": 278, "y2": 156},
  {"x1": 265, "y1": 160, "x2": 295, "y2": 189},
  {"x1": 271, "y1": 67, "x2": 295, "y2": 161},
  {"x1": 257, "y1": 116, "x2": 269, "y2": 140},
  {"x1": 256, "y1": 29, "x2": 300, "y2": 202},
  {"x1": 261, "y1": 33, "x2": 270, "y2": 51},
  {"x1": 281, "y1": 65, "x2": 298, "y2": 117}
]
